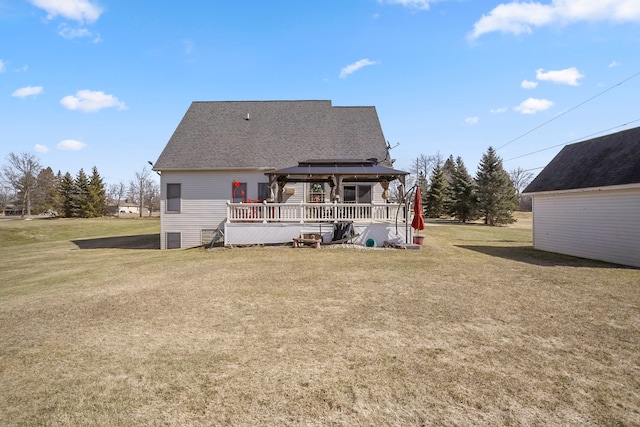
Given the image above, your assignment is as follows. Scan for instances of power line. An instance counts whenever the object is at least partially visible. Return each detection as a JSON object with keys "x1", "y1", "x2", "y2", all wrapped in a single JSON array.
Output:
[
  {"x1": 505, "y1": 118, "x2": 640, "y2": 162},
  {"x1": 497, "y1": 70, "x2": 640, "y2": 151}
]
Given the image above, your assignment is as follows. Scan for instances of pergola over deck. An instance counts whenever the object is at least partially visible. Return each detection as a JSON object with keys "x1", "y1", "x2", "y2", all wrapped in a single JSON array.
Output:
[{"x1": 265, "y1": 158, "x2": 408, "y2": 203}]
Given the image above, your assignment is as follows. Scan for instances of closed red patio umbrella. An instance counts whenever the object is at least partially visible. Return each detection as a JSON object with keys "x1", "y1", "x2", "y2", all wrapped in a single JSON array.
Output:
[{"x1": 411, "y1": 187, "x2": 425, "y2": 242}]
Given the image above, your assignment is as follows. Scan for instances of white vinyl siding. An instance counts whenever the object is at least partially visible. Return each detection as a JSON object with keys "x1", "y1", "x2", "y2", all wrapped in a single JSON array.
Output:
[
  {"x1": 159, "y1": 170, "x2": 395, "y2": 249},
  {"x1": 532, "y1": 188, "x2": 640, "y2": 268},
  {"x1": 160, "y1": 170, "x2": 272, "y2": 249}
]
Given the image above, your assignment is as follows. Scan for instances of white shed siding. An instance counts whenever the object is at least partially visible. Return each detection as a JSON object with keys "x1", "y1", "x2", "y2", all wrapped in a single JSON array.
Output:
[{"x1": 532, "y1": 188, "x2": 640, "y2": 267}]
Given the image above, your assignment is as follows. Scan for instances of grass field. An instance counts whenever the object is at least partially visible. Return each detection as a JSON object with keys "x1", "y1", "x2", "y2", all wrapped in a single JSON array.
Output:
[{"x1": 1, "y1": 214, "x2": 639, "y2": 426}]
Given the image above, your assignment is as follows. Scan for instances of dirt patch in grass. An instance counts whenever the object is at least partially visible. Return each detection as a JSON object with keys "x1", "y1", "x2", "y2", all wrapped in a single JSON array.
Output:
[{"x1": 1, "y1": 215, "x2": 639, "y2": 426}]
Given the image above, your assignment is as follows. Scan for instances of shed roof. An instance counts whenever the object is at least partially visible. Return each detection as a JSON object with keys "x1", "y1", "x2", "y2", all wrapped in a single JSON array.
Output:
[
  {"x1": 524, "y1": 126, "x2": 640, "y2": 193},
  {"x1": 154, "y1": 100, "x2": 393, "y2": 171}
]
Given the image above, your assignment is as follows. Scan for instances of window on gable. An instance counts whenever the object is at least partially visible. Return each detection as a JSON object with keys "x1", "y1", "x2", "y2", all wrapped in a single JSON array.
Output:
[{"x1": 167, "y1": 183, "x2": 181, "y2": 212}]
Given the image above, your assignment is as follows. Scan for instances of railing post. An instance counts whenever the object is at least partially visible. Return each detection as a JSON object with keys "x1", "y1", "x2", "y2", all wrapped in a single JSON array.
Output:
[
  {"x1": 299, "y1": 202, "x2": 304, "y2": 223},
  {"x1": 226, "y1": 202, "x2": 231, "y2": 223},
  {"x1": 262, "y1": 200, "x2": 268, "y2": 223}
]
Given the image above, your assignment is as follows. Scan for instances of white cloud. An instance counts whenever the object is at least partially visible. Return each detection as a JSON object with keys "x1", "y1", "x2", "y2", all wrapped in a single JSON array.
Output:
[
  {"x1": 0, "y1": 60, "x2": 5, "y2": 73},
  {"x1": 608, "y1": 60, "x2": 621, "y2": 68},
  {"x1": 378, "y1": 0, "x2": 431, "y2": 10},
  {"x1": 465, "y1": 116, "x2": 479, "y2": 125},
  {"x1": 57, "y1": 139, "x2": 86, "y2": 151},
  {"x1": 339, "y1": 59, "x2": 378, "y2": 78},
  {"x1": 34, "y1": 144, "x2": 49, "y2": 153},
  {"x1": 470, "y1": 0, "x2": 640, "y2": 39},
  {"x1": 12, "y1": 86, "x2": 44, "y2": 98},
  {"x1": 490, "y1": 107, "x2": 508, "y2": 113},
  {"x1": 536, "y1": 67, "x2": 584, "y2": 86},
  {"x1": 521, "y1": 80, "x2": 538, "y2": 89},
  {"x1": 514, "y1": 97, "x2": 554, "y2": 114},
  {"x1": 29, "y1": 0, "x2": 103, "y2": 24},
  {"x1": 60, "y1": 89, "x2": 127, "y2": 112},
  {"x1": 58, "y1": 24, "x2": 93, "y2": 39}
]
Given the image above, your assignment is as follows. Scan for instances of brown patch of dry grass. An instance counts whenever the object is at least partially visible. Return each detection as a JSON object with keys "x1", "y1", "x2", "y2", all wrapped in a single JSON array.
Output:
[{"x1": 1, "y1": 214, "x2": 639, "y2": 425}]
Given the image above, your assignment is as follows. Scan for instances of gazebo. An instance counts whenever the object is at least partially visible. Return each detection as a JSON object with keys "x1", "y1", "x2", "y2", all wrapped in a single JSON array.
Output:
[{"x1": 265, "y1": 158, "x2": 408, "y2": 203}]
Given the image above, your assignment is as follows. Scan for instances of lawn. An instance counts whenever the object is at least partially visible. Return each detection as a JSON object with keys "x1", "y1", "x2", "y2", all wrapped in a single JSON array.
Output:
[{"x1": 0, "y1": 214, "x2": 638, "y2": 426}]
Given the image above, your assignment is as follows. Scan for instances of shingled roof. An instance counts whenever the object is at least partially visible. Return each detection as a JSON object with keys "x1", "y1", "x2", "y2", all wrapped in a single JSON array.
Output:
[
  {"x1": 524, "y1": 126, "x2": 640, "y2": 193},
  {"x1": 153, "y1": 100, "x2": 392, "y2": 171}
]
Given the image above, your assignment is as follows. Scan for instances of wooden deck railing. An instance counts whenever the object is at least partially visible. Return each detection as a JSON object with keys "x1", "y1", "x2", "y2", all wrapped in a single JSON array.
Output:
[{"x1": 226, "y1": 201, "x2": 407, "y2": 224}]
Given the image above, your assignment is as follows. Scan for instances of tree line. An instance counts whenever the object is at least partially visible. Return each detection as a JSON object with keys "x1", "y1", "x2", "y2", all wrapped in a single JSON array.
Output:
[
  {"x1": 410, "y1": 146, "x2": 534, "y2": 226},
  {"x1": 0, "y1": 152, "x2": 159, "y2": 218}
]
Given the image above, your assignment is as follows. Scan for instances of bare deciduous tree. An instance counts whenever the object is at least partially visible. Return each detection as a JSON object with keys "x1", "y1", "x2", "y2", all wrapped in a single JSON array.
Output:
[
  {"x1": 410, "y1": 153, "x2": 441, "y2": 184},
  {"x1": 509, "y1": 167, "x2": 535, "y2": 211},
  {"x1": 143, "y1": 180, "x2": 160, "y2": 216},
  {"x1": 509, "y1": 167, "x2": 535, "y2": 197},
  {"x1": 129, "y1": 167, "x2": 157, "y2": 217},
  {"x1": 107, "y1": 181, "x2": 127, "y2": 216},
  {"x1": 0, "y1": 180, "x2": 15, "y2": 216},
  {"x1": 1, "y1": 152, "x2": 42, "y2": 217}
]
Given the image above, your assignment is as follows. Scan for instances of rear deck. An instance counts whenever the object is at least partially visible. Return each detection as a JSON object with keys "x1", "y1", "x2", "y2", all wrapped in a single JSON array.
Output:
[{"x1": 223, "y1": 201, "x2": 413, "y2": 246}]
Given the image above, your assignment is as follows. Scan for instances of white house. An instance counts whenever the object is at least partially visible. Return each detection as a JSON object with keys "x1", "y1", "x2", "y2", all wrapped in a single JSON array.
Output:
[
  {"x1": 152, "y1": 100, "x2": 409, "y2": 249},
  {"x1": 523, "y1": 126, "x2": 640, "y2": 268}
]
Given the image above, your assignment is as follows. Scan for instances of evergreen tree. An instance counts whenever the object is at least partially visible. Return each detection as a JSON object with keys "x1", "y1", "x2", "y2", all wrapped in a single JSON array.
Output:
[
  {"x1": 448, "y1": 157, "x2": 478, "y2": 222},
  {"x1": 475, "y1": 147, "x2": 518, "y2": 226},
  {"x1": 442, "y1": 155, "x2": 456, "y2": 186},
  {"x1": 87, "y1": 166, "x2": 106, "y2": 217},
  {"x1": 424, "y1": 163, "x2": 448, "y2": 218},
  {"x1": 442, "y1": 155, "x2": 457, "y2": 214},
  {"x1": 33, "y1": 167, "x2": 60, "y2": 215},
  {"x1": 75, "y1": 169, "x2": 91, "y2": 218},
  {"x1": 58, "y1": 172, "x2": 77, "y2": 217}
]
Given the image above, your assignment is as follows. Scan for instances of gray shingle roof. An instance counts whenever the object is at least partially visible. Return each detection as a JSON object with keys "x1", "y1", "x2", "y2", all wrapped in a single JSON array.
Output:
[
  {"x1": 153, "y1": 100, "x2": 392, "y2": 171},
  {"x1": 524, "y1": 126, "x2": 640, "y2": 193}
]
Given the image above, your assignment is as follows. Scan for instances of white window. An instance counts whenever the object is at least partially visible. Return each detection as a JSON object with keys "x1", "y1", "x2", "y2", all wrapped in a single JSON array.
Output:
[
  {"x1": 343, "y1": 184, "x2": 371, "y2": 203},
  {"x1": 309, "y1": 183, "x2": 325, "y2": 203}
]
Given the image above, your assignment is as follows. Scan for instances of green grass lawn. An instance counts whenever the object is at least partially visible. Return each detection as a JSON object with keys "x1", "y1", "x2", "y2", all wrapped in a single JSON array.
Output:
[{"x1": 1, "y1": 215, "x2": 639, "y2": 426}]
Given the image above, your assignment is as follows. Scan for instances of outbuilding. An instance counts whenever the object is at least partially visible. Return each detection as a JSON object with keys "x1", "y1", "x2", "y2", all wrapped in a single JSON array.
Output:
[{"x1": 523, "y1": 126, "x2": 640, "y2": 268}]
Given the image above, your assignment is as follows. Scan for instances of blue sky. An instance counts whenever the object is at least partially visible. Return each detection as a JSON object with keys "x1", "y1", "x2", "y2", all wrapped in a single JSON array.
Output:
[{"x1": 2, "y1": 0, "x2": 639, "y2": 184}]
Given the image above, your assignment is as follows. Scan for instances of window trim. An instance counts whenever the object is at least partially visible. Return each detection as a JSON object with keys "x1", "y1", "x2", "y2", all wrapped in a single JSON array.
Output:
[
  {"x1": 166, "y1": 232, "x2": 181, "y2": 249},
  {"x1": 166, "y1": 183, "x2": 181, "y2": 213},
  {"x1": 309, "y1": 182, "x2": 325, "y2": 203},
  {"x1": 343, "y1": 184, "x2": 372, "y2": 203},
  {"x1": 258, "y1": 182, "x2": 271, "y2": 202},
  {"x1": 232, "y1": 182, "x2": 247, "y2": 203}
]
